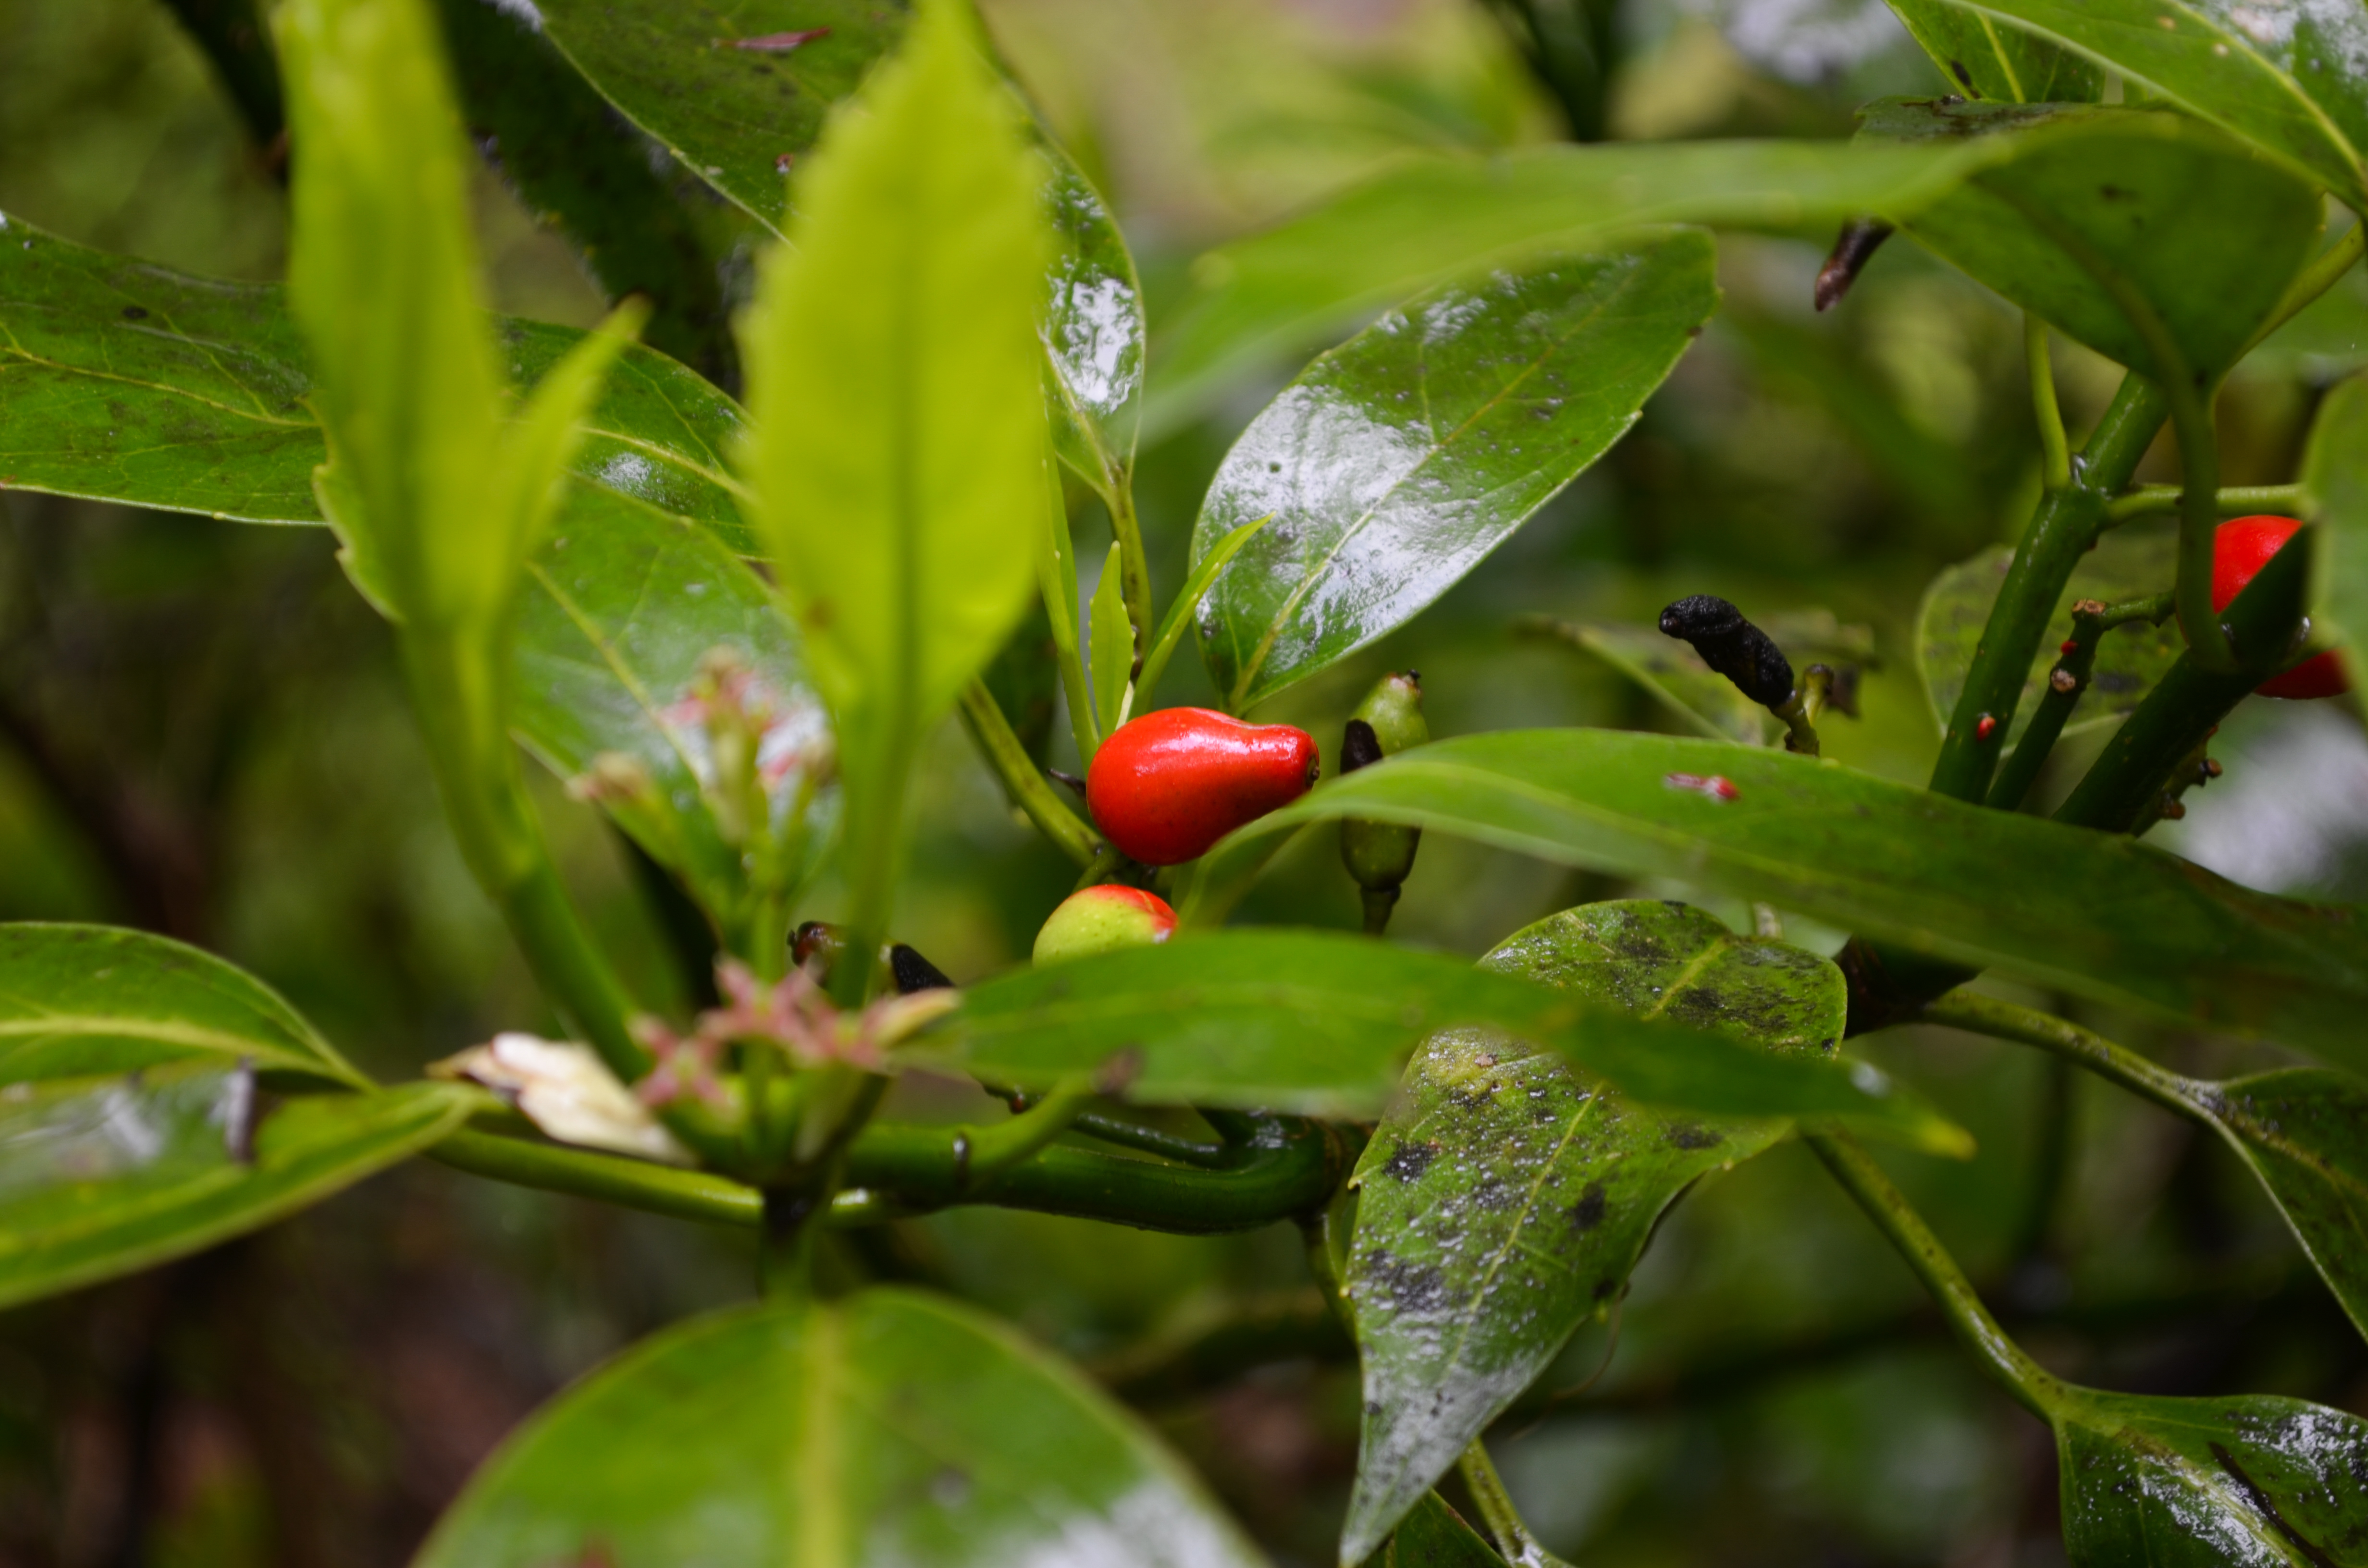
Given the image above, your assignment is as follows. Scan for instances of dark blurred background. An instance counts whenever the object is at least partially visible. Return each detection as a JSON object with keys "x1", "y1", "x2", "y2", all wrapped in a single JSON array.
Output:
[{"x1": 2, "y1": 0, "x2": 2367, "y2": 1563}]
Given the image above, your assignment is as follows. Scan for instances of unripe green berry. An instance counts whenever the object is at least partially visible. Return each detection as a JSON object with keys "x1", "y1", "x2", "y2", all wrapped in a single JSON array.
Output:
[
  {"x1": 1340, "y1": 672, "x2": 1427, "y2": 898},
  {"x1": 1033, "y1": 885, "x2": 1177, "y2": 966}
]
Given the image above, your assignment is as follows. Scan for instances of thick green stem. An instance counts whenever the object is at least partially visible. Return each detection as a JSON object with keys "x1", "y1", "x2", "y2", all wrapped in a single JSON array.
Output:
[
  {"x1": 957, "y1": 680, "x2": 1100, "y2": 866},
  {"x1": 1360, "y1": 886, "x2": 1399, "y2": 935},
  {"x1": 1457, "y1": 1440, "x2": 1572, "y2": 1568},
  {"x1": 988, "y1": 1083, "x2": 1234, "y2": 1168},
  {"x1": 432, "y1": 1115, "x2": 1353, "y2": 1236},
  {"x1": 1985, "y1": 592, "x2": 2173, "y2": 812},
  {"x1": 2104, "y1": 483, "x2": 2306, "y2": 526},
  {"x1": 2053, "y1": 525, "x2": 2312, "y2": 833},
  {"x1": 1927, "y1": 376, "x2": 2166, "y2": 803},
  {"x1": 1806, "y1": 1132, "x2": 2065, "y2": 1421},
  {"x1": 2027, "y1": 315, "x2": 2071, "y2": 493},
  {"x1": 2160, "y1": 372, "x2": 2234, "y2": 673}
]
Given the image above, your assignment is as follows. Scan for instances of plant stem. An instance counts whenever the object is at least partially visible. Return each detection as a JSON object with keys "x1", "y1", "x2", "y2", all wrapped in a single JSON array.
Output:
[
  {"x1": 1806, "y1": 1132, "x2": 2065, "y2": 1421},
  {"x1": 1457, "y1": 1440, "x2": 1572, "y2": 1568},
  {"x1": 432, "y1": 1115, "x2": 1354, "y2": 1236},
  {"x1": 1037, "y1": 456, "x2": 1101, "y2": 767},
  {"x1": 956, "y1": 680, "x2": 1100, "y2": 866},
  {"x1": 2245, "y1": 221, "x2": 2367, "y2": 360},
  {"x1": 2053, "y1": 524, "x2": 2312, "y2": 833},
  {"x1": 1921, "y1": 991, "x2": 2199, "y2": 1120},
  {"x1": 2103, "y1": 482, "x2": 2306, "y2": 525},
  {"x1": 1107, "y1": 482, "x2": 1156, "y2": 679},
  {"x1": 987, "y1": 1082, "x2": 1234, "y2": 1167},
  {"x1": 1984, "y1": 592, "x2": 2173, "y2": 812},
  {"x1": 1927, "y1": 375, "x2": 2166, "y2": 804},
  {"x1": 2159, "y1": 370, "x2": 2235, "y2": 673},
  {"x1": 2027, "y1": 314, "x2": 2070, "y2": 493},
  {"x1": 1360, "y1": 886, "x2": 1399, "y2": 935}
]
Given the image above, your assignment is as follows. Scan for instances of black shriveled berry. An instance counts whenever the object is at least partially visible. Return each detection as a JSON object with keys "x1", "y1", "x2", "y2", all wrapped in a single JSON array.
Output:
[{"x1": 1658, "y1": 595, "x2": 1795, "y2": 710}]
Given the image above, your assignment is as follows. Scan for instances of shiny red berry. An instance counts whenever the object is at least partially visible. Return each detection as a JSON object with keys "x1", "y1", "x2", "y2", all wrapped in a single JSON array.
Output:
[
  {"x1": 1085, "y1": 708, "x2": 1319, "y2": 865},
  {"x1": 1974, "y1": 714, "x2": 1997, "y2": 741},
  {"x1": 2212, "y1": 515, "x2": 2348, "y2": 700}
]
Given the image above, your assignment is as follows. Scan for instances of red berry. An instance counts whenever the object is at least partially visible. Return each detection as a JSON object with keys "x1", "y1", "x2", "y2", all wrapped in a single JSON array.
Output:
[
  {"x1": 1033, "y1": 885, "x2": 1177, "y2": 965},
  {"x1": 1085, "y1": 708, "x2": 1319, "y2": 865},
  {"x1": 2211, "y1": 515, "x2": 2348, "y2": 700},
  {"x1": 1974, "y1": 714, "x2": 1997, "y2": 741}
]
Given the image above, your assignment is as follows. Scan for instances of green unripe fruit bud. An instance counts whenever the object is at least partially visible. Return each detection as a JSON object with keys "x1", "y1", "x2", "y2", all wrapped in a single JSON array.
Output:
[
  {"x1": 1033, "y1": 886, "x2": 1178, "y2": 966},
  {"x1": 1340, "y1": 672, "x2": 1427, "y2": 904}
]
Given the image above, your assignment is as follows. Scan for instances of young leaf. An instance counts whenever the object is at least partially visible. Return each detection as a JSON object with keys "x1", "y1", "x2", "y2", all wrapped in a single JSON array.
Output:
[
  {"x1": 1042, "y1": 157, "x2": 1148, "y2": 508},
  {"x1": 1195, "y1": 729, "x2": 2368, "y2": 1073},
  {"x1": 1088, "y1": 540, "x2": 1134, "y2": 735},
  {"x1": 738, "y1": 0, "x2": 1048, "y2": 975},
  {"x1": 2302, "y1": 371, "x2": 2368, "y2": 693},
  {"x1": 512, "y1": 484, "x2": 837, "y2": 953},
  {"x1": 1363, "y1": 1494, "x2": 1507, "y2": 1567},
  {"x1": 1860, "y1": 100, "x2": 2323, "y2": 385},
  {"x1": 909, "y1": 928, "x2": 1961, "y2": 1148},
  {"x1": 2052, "y1": 1388, "x2": 2368, "y2": 1565},
  {"x1": 1341, "y1": 902, "x2": 1844, "y2": 1559},
  {"x1": 0, "y1": 923, "x2": 364, "y2": 1089},
  {"x1": 0, "y1": 215, "x2": 754, "y2": 551},
  {"x1": 1881, "y1": 1, "x2": 2102, "y2": 103},
  {"x1": 1147, "y1": 137, "x2": 2009, "y2": 433},
  {"x1": 1911, "y1": 0, "x2": 2368, "y2": 211},
  {"x1": 1917, "y1": 524, "x2": 2182, "y2": 750},
  {"x1": 0, "y1": 1069, "x2": 473, "y2": 1311},
  {"x1": 415, "y1": 1290, "x2": 1268, "y2": 1568},
  {"x1": 1192, "y1": 233, "x2": 1717, "y2": 712}
]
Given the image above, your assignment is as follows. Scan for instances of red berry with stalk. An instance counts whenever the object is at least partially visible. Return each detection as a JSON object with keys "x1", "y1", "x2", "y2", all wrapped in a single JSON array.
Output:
[
  {"x1": 1085, "y1": 708, "x2": 1319, "y2": 866},
  {"x1": 1033, "y1": 885, "x2": 1177, "y2": 965},
  {"x1": 2212, "y1": 516, "x2": 2348, "y2": 700}
]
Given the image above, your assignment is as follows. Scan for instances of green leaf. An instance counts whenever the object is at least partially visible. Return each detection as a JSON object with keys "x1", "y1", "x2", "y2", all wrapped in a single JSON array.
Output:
[
  {"x1": 1146, "y1": 137, "x2": 2012, "y2": 434},
  {"x1": 1341, "y1": 902, "x2": 1844, "y2": 1559},
  {"x1": 527, "y1": 0, "x2": 1146, "y2": 514},
  {"x1": 2052, "y1": 1388, "x2": 2368, "y2": 1565},
  {"x1": 1858, "y1": 99, "x2": 2324, "y2": 384},
  {"x1": 1043, "y1": 156, "x2": 1148, "y2": 505},
  {"x1": 2198, "y1": 1068, "x2": 2368, "y2": 1345},
  {"x1": 430, "y1": 0, "x2": 738, "y2": 380},
  {"x1": 416, "y1": 1290, "x2": 1268, "y2": 1568},
  {"x1": 0, "y1": 1069, "x2": 472, "y2": 1311},
  {"x1": 0, "y1": 923, "x2": 364, "y2": 1089},
  {"x1": 1191, "y1": 234, "x2": 1718, "y2": 712},
  {"x1": 738, "y1": 0, "x2": 1048, "y2": 967},
  {"x1": 1088, "y1": 540, "x2": 1133, "y2": 735},
  {"x1": 0, "y1": 214, "x2": 752, "y2": 551},
  {"x1": 2303, "y1": 370, "x2": 2368, "y2": 691},
  {"x1": 1194, "y1": 729, "x2": 2368, "y2": 1071},
  {"x1": 1532, "y1": 620, "x2": 1773, "y2": 745},
  {"x1": 513, "y1": 483, "x2": 836, "y2": 951},
  {"x1": 1362, "y1": 1494, "x2": 1507, "y2": 1567},
  {"x1": 1916, "y1": 523, "x2": 2183, "y2": 750},
  {"x1": 1911, "y1": 0, "x2": 2368, "y2": 211},
  {"x1": 911, "y1": 928, "x2": 1960, "y2": 1147},
  {"x1": 1881, "y1": 1, "x2": 2103, "y2": 103}
]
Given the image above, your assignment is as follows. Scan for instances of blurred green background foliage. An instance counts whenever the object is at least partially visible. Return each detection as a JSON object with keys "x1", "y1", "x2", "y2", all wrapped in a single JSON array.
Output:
[{"x1": 2, "y1": 0, "x2": 2365, "y2": 1562}]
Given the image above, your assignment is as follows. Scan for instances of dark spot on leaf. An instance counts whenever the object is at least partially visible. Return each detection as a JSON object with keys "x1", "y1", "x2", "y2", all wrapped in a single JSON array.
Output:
[
  {"x1": 120, "y1": 305, "x2": 149, "y2": 321},
  {"x1": 2099, "y1": 184, "x2": 2133, "y2": 201},
  {"x1": 1949, "y1": 60, "x2": 1973, "y2": 88},
  {"x1": 1363, "y1": 1248, "x2": 1451, "y2": 1312},
  {"x1": 1666, "y1": 1124, "x2": 1722, "y2": 1150},
  {"x1": 1381, "y1": 1139, "x2": 1440, "y2": 1182},
  {"x1": 1570, "y1": 1182, "x2": 1606, "y2": 1231}
]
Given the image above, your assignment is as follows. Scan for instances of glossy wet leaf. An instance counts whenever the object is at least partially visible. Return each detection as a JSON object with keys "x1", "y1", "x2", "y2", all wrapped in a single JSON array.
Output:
[
  {"x1": 1531, "y1": 620, "x2": 1772, "y2": 745},
  {"x1": 1912, "y1": 0, "x2": 2368, "y2": 209},
  {"x1": 1147, "y1": 137, "x2": 2013, "y2": 432},
  {"x1": 0, "y1": 1069, "x2": 472, "y2": 1310},
  {"x1": 0, "y1": 923, "x2": 364, "y2": 1089},
  {"x1": 1196, "y1": 729, "x2": 2368, "y2": 1072},
  {"x1": 2302, "y1": 371, "x2": 2368, "y2": 692},
  {"x1": 913, "y1": 928, "x2": 1958, "y2": 1146},
  {"x1": 417, "y1": 1290, "x2": 1267, "y2": 1568},
  {"x1": 1917, "y1": 522, "x2": 2182, "y2": 749},
  {"x1": 528, "y1": 0, "x2": 1146, "y2": 507},
  {"x1": 1340, "y1": 902, "x2": 1842, "y2": 1558},
  {"x1": 1362, "y1": 1494, "x2": 1506, "y2": 1567},
  {"x1": 0, "y1": 214, "x2": 752, "y2": 551},
  {"x1": 513, "y1": 483, "x2": 835, "y2": 945},
  {"x1": 1192, "y1": 233, "x2": 1716, "y2": 711},
  {"x1": 2052, "y1": 1388, "x2": 2368, "y2": 1565},
  {"x1": 1860, "y1": 99, "x2": 2323, "y2": 383},
  {"x1": 739, "y1": 0, "x2": 1047, "y2": 951},
  {"x1": 1882, "y1": 0, "x2": 2102, "y2": 102}
]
